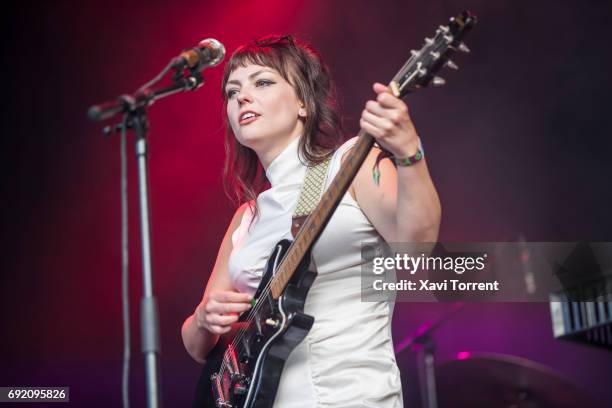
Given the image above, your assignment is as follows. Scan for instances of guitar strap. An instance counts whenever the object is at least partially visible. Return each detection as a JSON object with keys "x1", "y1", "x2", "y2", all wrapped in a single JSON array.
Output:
[{"x1": 291, "y1": 156, "x2": 332, "y2": 238}]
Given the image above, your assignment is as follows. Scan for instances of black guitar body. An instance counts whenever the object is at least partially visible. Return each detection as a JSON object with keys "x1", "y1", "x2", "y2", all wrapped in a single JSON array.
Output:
[{"x1": 193, "y1": 239, "x2": 316, "y2": 408}]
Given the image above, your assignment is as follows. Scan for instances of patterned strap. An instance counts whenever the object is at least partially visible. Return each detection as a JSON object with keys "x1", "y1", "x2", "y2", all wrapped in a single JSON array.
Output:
[{"x1": 291, "y1": 157, "x2": 332, "y2": 238}]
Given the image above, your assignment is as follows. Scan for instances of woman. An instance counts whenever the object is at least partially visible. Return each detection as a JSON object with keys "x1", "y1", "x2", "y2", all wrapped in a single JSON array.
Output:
[{"x1": 181, "y1": 35, "x2": 441, "y2": 407}]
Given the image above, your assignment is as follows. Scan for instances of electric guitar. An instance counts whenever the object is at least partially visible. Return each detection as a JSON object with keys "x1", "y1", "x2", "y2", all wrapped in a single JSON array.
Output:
[{"x1": 194, "y1": 10, "x2": 477, "y2": 408}]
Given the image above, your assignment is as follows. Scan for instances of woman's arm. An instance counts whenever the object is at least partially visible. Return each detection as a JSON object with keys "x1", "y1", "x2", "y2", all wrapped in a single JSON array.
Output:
[
  {"x1": 181, "y1": 202, "x2": 253, "y2": 363},
  {"x1": 353, "y1": 82, "x2": 441, "y2": 243}
]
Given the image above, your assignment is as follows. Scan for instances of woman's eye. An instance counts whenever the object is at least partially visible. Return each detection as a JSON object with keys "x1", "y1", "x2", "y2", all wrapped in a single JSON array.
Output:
[
  {"x1": 256, "y1": 79, "x2": 273, "y2": 87},
  {"x1": 226, "y1": 80, "x2": 273, "y2": 98}
]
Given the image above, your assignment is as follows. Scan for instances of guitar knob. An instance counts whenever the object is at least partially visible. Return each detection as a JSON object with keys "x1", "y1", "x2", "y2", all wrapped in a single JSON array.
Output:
[
  {"x1": 432, "y1": 76, "x2": 446, "y2": 86},
  {"x1": 233, "y1": 378, "x2": 248, "y2": 395},
  {"x1": 265, "y1": 318, "x2": 280, "y2": 328}
]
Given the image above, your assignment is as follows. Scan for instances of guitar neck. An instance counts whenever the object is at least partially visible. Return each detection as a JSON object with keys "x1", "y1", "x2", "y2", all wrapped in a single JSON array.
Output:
[
  {"x1": 270, "y1": 131, "x2": 375, "y2": 299},
  {"x1": 268, "y1": 9, "x2": 477, "y2": 298}
]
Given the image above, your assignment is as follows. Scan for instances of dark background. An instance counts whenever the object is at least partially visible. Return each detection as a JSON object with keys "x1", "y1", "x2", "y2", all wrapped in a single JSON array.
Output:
[{"x1": 1, "y1": 0, "x2": 611, "y2": 406}]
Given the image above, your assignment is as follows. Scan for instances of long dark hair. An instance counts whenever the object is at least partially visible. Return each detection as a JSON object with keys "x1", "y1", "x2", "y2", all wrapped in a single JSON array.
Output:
[{"x1": 220, "y1": 35, "x2": 343, "y2": 213}]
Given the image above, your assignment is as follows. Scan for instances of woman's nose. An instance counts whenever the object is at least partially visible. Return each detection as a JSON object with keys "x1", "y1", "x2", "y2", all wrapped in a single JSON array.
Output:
[{"x1": 237, "y1": 90, "x2": 252, "y2": 104}]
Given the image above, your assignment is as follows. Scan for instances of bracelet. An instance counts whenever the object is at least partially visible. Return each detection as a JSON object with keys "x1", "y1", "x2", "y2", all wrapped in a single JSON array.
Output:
[
  {"x1": 392, "y1": 148, "x2": 424, "y2": 166},
  {"x1": 371, "y1": 147, "x2": 425, "y2": 185}
]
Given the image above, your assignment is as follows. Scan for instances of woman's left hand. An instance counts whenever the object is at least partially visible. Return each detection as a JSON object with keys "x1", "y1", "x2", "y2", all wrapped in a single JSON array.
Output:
[{"x1": 359, "y1": 82, "x2": 420, "y2": 158}]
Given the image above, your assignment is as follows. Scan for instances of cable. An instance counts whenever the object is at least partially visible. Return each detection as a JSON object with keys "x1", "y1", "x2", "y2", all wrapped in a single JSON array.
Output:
[
  {"x1": 120, "y1": 115, "x2": 131, "y2": 408},
  {"x1": 136, "y1": 60, "x2": 176, "y2": 95}
]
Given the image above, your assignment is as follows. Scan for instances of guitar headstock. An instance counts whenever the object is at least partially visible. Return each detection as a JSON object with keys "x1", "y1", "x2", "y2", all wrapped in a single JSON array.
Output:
[{"x1": 389, "y1": 10, "x2": 477, "y2": 98}]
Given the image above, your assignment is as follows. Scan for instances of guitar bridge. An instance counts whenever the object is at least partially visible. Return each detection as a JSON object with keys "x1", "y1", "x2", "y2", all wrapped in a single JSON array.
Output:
[
  {"x1": 211, "y1": 372, "x2": 234, "y2": 408},
  {"x1": 211, "y1": 346, "x2": 251, "y2": 408}
]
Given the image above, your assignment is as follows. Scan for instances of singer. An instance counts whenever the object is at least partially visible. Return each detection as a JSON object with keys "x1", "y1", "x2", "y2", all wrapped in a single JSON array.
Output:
[{"x1": 181, "y1": 34, "x2": 441, "y2": 407}]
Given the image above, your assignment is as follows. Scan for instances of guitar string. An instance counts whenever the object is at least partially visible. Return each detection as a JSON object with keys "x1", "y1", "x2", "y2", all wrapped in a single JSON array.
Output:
[
  {"x1": 217, "y1": 196, "x2": 326, "y2": 379},
  {"x1": 216, "y1": 229, "x2": 304, "y2": 379},
  {"x1": 216, "y1": 262, "x2": 284, "y2": 379}
]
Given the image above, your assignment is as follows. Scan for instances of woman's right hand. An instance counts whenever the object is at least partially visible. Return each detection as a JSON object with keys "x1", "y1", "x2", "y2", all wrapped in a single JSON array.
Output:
[{"x1": 194, "y1": 291, "x2": 253, "y2": 335}]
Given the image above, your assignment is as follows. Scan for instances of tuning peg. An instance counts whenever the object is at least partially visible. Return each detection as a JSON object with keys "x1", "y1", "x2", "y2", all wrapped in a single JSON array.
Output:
[
  {"x1": 424, "y1": 37, "x2": 434, "y2": 45},
  {"x1": 445, "y1": 60, "x2": 458, "y2": 70},
  {"x1": 430, "y1": 51, "x2": 441, "y2": 60},
  {"x1": 438, "y1": 25, "x2": 450, "y2": 33},
  {"x1": 432, "y1": 76, "x2": 446, "y2": 86},
  {"x1": 458, "y1": 42, "x2": 471, "y2": 53},
  {"x1": 410, "y1": 49, "x2": 420, "y2": 57}
]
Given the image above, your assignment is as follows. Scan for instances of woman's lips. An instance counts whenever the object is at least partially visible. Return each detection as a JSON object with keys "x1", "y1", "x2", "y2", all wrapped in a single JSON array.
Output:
[{"x1": 239, "y1": 115, "x2": 259, "y2": 126}]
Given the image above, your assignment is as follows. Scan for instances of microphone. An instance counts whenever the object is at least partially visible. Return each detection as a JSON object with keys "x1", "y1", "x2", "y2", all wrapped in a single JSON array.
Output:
[
  {"x1": 88, "y1": 39, "x2": 225, "y2": 122},
  {"x1": 173, "y1": 38, "x2": 225, "y2": 70}
]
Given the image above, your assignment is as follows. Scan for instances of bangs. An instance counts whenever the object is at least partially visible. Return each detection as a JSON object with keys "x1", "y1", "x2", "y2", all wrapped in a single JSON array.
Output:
[{"x1": 221, "y1": 45, "x2": 295, "y2": 100}]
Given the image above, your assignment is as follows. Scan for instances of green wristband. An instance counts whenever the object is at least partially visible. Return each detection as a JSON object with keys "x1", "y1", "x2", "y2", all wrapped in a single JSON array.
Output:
[{"x1": 393, "y1": 149, "x2": 424, "y2": 166}]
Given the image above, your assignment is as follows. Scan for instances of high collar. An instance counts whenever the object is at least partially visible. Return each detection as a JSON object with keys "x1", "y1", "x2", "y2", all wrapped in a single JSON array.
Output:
[{"x1": 265, "y1": 136, "x2": 306, "y2": 188}]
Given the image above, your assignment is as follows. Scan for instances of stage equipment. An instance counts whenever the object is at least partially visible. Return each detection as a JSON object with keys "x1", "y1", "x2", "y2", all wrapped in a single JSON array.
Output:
[{"x1": 436, "y1": 352, "x2": 604, "y2": 407}]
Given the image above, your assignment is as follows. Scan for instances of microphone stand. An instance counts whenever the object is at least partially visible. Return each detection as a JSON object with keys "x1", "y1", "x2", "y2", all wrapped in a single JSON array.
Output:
[
  {"x1": 395, "y1": 302, "x2": 464, "y2": 408},
  {"x1": 90, "y1": 65, "x2": 204, "y2": 408}
]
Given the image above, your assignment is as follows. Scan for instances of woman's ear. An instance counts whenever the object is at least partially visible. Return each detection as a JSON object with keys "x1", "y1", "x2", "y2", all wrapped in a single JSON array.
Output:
[{"x1": 298, "y1": 105, "x2": 307, "y2": 118}]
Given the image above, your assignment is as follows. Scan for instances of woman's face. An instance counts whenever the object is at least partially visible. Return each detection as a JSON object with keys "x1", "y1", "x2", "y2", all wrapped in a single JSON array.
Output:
[{"x1": 225, "y1": 63, "x2": 304, "y2": 156}]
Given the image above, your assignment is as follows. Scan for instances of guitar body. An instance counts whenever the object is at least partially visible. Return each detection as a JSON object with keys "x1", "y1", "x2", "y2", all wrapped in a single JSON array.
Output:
[{"x1": 193, "y1": 239, "x2": 316, "y2": 408}]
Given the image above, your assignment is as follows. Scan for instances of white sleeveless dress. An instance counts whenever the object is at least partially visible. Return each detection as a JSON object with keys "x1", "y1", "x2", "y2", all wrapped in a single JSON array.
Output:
[{"x1": 228, "y1": 136, "x2": 403, "y2": 407}]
